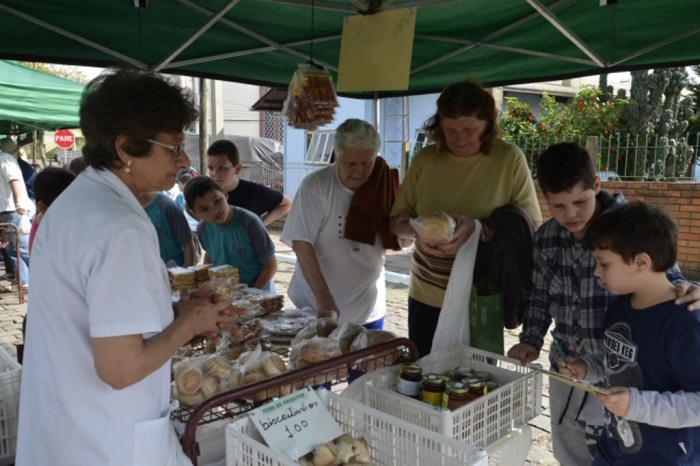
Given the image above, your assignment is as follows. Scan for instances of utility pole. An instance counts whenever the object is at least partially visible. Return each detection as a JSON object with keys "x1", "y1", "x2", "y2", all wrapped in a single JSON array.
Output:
[{"x1": 198, "y1": 78, "x2": 210, "y2": 174}]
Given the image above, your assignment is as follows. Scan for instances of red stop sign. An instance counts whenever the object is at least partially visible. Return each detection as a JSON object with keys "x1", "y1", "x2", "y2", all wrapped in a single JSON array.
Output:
[{"x1": 54, "y1": 129, "x2": 75, "y2": 149}]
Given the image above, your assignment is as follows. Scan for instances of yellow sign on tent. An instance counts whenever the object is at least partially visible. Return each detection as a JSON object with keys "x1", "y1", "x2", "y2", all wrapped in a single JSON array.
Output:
[{"x1": 337, "y1": 8, "x2": 416, "y2": 93}]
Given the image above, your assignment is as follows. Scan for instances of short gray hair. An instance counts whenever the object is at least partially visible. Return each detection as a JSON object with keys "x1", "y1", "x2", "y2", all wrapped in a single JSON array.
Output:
[{"x1": 334, "y1": 119, "x2": 380, "y2": 158}]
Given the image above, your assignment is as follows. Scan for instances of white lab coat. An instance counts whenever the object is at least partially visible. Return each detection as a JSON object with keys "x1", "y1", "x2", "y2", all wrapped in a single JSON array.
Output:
[{"x1": 16, "y1": 167, "x2": 176, "y2": 466}]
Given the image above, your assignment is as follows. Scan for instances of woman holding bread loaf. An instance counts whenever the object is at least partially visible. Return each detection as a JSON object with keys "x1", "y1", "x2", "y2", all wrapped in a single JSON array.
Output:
[
  {"x1": 17, "y1": 70, "x2": 240, "y2": 466},
  {"x1": 390, "y1": 80, "x2": 542, "y2": 357}
]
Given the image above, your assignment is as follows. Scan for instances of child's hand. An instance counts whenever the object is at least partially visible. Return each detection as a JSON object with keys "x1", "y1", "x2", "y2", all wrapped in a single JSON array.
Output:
[
  {"x1": 596, "y1": 387, "x2": 630, "y2": 417},
  {"x1": 507, "y1": 343, "x2": 540, "y2": 365},
  {"x1": 557, "y1": 358, "x2": 588, "y2": 380}
]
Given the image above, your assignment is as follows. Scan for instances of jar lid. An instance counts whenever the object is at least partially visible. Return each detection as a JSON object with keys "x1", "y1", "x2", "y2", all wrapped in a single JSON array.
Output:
[
  {"x1": 474, "y1": 371, "x2": 493, "y2": 381},
  {"x1": 454, "y1": 366, "x2": 474, "y2": 376},
  {"x1": 401, "y1": 364, "x2": 422, "y2": 376},
  {"x1": 467, "y1": 379, "x2": 485, "y2": 388},
  {"x1": 423, "y1": 373, "x2": 446, "y2": 384},
  {"x1": 446, "y1": 380, "x2": 469, "y2": 394}
]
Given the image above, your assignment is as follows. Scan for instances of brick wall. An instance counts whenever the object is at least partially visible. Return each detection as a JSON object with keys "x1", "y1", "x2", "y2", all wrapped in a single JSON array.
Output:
[{"x1": 535, "y1": 181, "x2": 700, "y2": 274}]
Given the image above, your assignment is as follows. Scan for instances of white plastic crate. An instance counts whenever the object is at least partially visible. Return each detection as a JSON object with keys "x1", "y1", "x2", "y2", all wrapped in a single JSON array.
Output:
[
  {"x1": 362, "y1": 346, "x2": 542, "y2": 449},
  {"x1": 0, "y1": 346, "x2": 20, "y2": 465},
  {"x1": 226, "y1": 389, "x2": 489, "y2": 466}
]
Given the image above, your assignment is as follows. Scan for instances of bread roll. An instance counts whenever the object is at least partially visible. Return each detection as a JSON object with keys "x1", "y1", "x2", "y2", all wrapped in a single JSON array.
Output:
[
  {"x1": 261, "y1": 354, "x2": 287, "y2": 377},
  {"x1": 205, "y1": 356, "x2": 232, "y2": 379},
  {"x1": 312, "y1": 444, "x2": 336, "y2": 466},
  {"x1": 176, "y1": 365, "x2": 203, "y2": 395},
  {"x1": 178, "y1": 390, "x2": 205, "y2": 407},
  {"x1": 349, "y1": 330, "x2": 397, "y2": 352},
  {"x1": 329, "y1": 323, "x2": 365, "y2": 354},
  {"x1": 242, "y1": 371, "x2": 265, "y2": 386},
  {"x1": 228, "y1": 367, "x2": 242, "y2": 390},
  {"x1": 200, "y1": 376, "x2": 220, "y2": 398}
]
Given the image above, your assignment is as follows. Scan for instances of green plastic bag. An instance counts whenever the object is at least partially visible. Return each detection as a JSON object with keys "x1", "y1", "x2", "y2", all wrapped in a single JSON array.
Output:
[{"x1": 469, "y1": 285, "x2": 504, "y2": 355}]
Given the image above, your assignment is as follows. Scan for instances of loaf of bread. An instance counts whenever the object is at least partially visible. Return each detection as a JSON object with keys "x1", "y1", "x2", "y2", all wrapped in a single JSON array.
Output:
[{"x1": 410, "y1": 212, "x2": 456, "y2": 245}]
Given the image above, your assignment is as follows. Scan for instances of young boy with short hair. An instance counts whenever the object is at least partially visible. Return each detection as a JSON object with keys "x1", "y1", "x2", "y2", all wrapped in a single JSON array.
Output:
[
  {"x1": 563, "y1": 202, "x2": 700, "y2": 465},
  {"x1": 184, "y1": 176, "x2": 277, "y2": 290},
  {"x1": 507, "y1": 142, "x2": 698, "y2": 465}
]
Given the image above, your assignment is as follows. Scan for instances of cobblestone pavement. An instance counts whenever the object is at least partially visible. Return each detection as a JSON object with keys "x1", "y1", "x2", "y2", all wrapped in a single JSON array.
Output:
[{"x1": 0, "y1": 229, "x2": 559, "y2": 464}]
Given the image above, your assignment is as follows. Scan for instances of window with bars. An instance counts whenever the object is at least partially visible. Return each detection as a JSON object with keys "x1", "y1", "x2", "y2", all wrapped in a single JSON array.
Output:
[
  {"x1": 305, "y1": 131, "x2": 336, "y2": 164},
  {"x1": 262, "y1": 111, "x2": 284, "y2": 144}
]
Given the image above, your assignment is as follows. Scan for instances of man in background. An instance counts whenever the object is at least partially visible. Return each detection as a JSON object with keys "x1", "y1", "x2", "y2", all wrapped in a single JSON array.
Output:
[{"x1": 206, "y1": 139, "x2": 291, "y2": 226}]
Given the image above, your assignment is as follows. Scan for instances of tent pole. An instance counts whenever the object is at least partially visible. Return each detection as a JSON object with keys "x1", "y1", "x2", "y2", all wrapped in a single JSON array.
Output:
[{"x1": 373, "y1": 93, "x2": 380, "y2": 134}]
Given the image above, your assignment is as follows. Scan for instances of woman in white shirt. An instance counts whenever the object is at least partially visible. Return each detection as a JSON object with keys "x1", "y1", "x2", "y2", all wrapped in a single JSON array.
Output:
[
  {"x1": 281, "y1": 119, "x2": 389, "y2": 327},
  {"x1": 16, "y1": 69, "x2": 239, "y2": 466}
]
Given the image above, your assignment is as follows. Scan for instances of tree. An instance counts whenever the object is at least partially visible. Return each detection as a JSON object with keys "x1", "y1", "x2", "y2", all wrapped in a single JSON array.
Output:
[
  {"x1": 624, "y1": 68, "x2": 694, "y2": 178},
  {"x1": 18, "y1": 61, "x2": 88, "y2": 83}
]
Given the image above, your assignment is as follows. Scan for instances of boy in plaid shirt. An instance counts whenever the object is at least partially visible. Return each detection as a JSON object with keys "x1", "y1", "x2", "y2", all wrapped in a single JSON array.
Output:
[{"x1": 507, "y1": 143, "x2": 700, "y2": 466}]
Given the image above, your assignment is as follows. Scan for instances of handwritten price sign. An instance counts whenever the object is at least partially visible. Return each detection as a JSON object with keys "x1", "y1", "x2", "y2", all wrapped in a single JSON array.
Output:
[{"x1": 248, "y1": 388, "x2": 344, "y2": 461}]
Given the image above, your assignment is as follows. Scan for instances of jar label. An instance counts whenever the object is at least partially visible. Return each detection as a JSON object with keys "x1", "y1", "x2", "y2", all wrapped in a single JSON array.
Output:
[
  {"x1": 397, "y1": 378, "x2": 420, "y2": 397},
  {"x1": 422, "y1": 390, "x2": 443, "y2": 406}
]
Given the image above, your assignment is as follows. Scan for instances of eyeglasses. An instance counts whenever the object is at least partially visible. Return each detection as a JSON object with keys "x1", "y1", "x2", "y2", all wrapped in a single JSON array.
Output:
[{"x1": 146, "y1": 139, "x2": 186, "y2": 157}]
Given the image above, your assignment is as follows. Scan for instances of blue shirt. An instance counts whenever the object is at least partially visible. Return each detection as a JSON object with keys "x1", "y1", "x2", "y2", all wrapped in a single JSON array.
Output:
[
  {"x1": 144, "y1": 192, "x2": 192, "y2": 266},
  {"x1": 597, "y1": 296, "x2": 700, "y2": 465},
  {"x1": 197, "y1": 206, "x2": 275, "y2": 287}
]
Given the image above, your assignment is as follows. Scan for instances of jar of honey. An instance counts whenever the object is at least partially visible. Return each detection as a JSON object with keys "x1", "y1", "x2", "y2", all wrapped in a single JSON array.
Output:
[
  {"x1": 397, "y1": 364, "x2": 422, "y2": 398},
  {"x1": 421, "y1": 374, "x2": 446, "y2": 407},
  {"x1": 465, "y1": 377, "x2": 485, "y2": 399},
  {"x1": 446, "y1": 381, "x2": 471, "y2": 410}
]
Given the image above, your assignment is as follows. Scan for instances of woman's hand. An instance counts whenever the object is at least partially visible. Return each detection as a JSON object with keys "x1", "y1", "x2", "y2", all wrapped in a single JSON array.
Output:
[
  {"x1": 390, "y1": 213, "x2": 417, "y2": 239},
  {"x1": 596, "y1": 387, "x2": 630, "y2": 417},
  {"x1": 317, "y1": 294, "x2": 339, "y2": 319},
  {"x1": 178, "y1": 292, "x2": 242, "y2": 338},
  {"x1": 674, "y1": 282, "x2": 700, "y2": 311}
]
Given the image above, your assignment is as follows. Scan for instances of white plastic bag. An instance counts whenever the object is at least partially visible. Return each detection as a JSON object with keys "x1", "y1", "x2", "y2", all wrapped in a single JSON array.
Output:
[
  {"x1": 409, "y1": 212, "x2": 456, "y2": 245},
  {"x1": 431, "y1": 220, "x2": 482, "y2": 353}
]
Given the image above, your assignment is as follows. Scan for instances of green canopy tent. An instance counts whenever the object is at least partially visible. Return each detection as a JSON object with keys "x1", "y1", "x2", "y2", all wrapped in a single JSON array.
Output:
[
  {"x1": 0, "y1": 60, "x2": 83, "y2": 134},
  {"x1": 0, "y1": 1, "x2": 698, "y2": 96}
]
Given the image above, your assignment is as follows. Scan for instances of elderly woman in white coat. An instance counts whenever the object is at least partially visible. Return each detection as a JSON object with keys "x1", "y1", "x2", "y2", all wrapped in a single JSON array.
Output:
[{"x1": 16, "y1": 70, "x2": 239, "y2": 466}]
